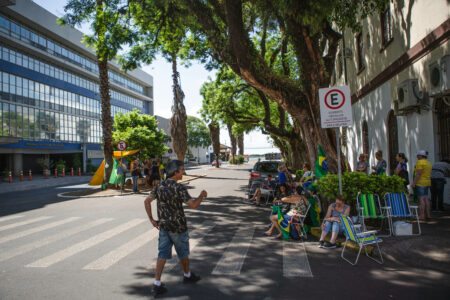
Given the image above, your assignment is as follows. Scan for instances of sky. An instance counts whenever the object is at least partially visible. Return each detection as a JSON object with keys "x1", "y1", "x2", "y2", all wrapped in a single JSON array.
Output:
[{"x1": 32, "y1": 0, "x2": 279, "y2": 154}]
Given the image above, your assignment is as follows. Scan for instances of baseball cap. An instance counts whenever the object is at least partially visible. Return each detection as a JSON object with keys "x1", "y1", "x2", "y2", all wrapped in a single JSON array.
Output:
[{"x1": 417, "y1": 150, "x2": 427, "y2": 157}]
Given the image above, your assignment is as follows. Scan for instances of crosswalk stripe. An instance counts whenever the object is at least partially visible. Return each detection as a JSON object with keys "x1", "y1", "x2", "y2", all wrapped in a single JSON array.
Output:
[
  {"x1": 0, "y1": 217, "x2": 81, "y2": 244},
  {"x1": 212, "y1": 226, "x2": 255, "y2": 275},
  {"x1": 83, "y1": 228, "x2": 159, "y2": 270},
  {"x1": 282, "y1": 241, "x2": 313, "y2": 277},
  {"x1": 0, "y1": 216, "x2": 52, "y2": 232},
  {"x1": 26, "y1": 218, "x2": 145, "y2": 268},
  {"x1": 0, "y1": 215, "x2": 24, "y2": 223},
  {"x1": 152, "y1": 220, "x2": 216, "y2": 272},
  {"x1": 0, "y1": 218, "x2": 113, "y2": 263}
]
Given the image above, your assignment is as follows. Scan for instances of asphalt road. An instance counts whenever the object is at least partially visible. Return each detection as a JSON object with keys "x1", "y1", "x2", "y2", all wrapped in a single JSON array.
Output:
[{"x1": 0, "y1": 163, "x2": 449, "y2": 300}]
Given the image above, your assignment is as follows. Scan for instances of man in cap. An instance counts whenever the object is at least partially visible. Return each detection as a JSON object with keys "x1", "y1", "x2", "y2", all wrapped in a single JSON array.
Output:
[
  {"x1": 411, "y1": 150, "x2": 432, "y2": 220},
  {"x1": 144, "y1": 160, "x2": 208, "y2": 296}
]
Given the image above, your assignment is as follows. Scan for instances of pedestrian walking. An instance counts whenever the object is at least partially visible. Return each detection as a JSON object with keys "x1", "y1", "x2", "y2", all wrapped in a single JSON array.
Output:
[
  {"x1": 144, "y1": 160, "x2": 208, "y2": 296},
  {"x1": 411, "y1": 150, "x2": 432, "y2": 220},
  {"x1": 131, "y1": 159, "x2": 140, "y2": 193},
  {"x1": 431, "y1": 158, "x2": 450, "y2": 211}
]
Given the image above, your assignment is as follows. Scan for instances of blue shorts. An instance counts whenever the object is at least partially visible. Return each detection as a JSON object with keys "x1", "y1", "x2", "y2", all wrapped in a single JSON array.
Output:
[
  {"x1": 158, "y1": 229, "x2": 190, "y2": 260},
  {"x1": 415, "y1": 186, "x2": 429, "y2": 197}
]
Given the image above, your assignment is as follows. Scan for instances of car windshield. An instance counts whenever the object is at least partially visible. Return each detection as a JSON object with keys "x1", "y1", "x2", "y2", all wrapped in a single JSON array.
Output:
[{"x1": 255, "y1": 162, "x2": 279, "y2": 173}]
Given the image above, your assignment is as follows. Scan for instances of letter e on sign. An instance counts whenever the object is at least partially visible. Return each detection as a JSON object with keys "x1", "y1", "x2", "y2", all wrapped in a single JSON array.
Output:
[{"x1": 319, "y1": 86, "x2": 353, "y2": 128}]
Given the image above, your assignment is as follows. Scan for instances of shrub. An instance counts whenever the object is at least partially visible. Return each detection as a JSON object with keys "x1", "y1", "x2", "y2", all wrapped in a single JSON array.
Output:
[
  {"x1": 72, "y1": 154, "x2": 82, "y2": 169},
  {"x1": 55, "y1": 160, "x2": 66, "y2": 174},
  {"x1": 229, "y1": 155, "x2": 245, "y2": 165},
  {"x1": 316, "y1": 172, "x2": 406, "y2": 210}
]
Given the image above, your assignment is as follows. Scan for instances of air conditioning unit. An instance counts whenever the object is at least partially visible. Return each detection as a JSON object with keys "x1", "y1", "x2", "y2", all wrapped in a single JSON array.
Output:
[
  {"x1": 428, "y1": 55, "x2": 450, "y2": 95},
  {"x1": 397, "y1": 79, "x2": 422, "y2": 109}
]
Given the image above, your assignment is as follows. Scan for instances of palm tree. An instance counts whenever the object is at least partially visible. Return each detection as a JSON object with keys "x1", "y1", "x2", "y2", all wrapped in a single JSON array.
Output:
[{"x1": 169, "y1": 53, "x2": 188, "y2": 161}]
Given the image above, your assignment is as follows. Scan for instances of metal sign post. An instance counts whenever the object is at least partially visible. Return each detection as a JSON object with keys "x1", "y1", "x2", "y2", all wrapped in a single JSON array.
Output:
[
  {"x1": 319, "y1": 86, "x2": 353, "y2": 196},
  {"x1": 336, "y1": 128, "x2": 342, "y2": 195}
]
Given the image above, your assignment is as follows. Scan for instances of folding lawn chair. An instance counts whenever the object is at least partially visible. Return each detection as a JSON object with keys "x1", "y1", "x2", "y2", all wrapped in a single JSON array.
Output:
[
  {"x1": 339, "y1": 215, "x2": 384, "y2": 266},
  {"x1": 357, "y1": 193, "x2": 390, "y2": 236},
  {"x1": 289, "y1": 203, "x2": 311, "y2": 239},
  {"x1": 384, "y1": 192, "x2": 421, "y2": 236}
]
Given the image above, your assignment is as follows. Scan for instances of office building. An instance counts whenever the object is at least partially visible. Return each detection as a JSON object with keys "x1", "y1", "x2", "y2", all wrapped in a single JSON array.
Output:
[{"x1": 0, "y1": 0, "x2": 154, "y2": 176}]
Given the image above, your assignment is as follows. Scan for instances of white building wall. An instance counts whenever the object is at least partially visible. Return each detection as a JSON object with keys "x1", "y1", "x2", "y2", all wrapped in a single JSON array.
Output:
[{"x1": 347, "y1": 82, "x2": 392, "y2": 171}]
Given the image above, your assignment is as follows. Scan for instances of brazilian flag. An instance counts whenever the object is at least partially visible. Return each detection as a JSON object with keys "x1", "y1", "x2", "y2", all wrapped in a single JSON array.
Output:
[
  {"x1": 108, "y1": 158, "x2": 119, "y2": 185},
  {"x1": 304, "y1": 195, "x2": 321, "y2": 233},
  {"x1": 314, "y1": 145, "x2": 328, "y2": 179}
]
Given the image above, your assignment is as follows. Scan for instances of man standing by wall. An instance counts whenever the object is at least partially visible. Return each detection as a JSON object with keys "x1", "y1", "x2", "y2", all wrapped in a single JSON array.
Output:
[
  {"x1": 431, "y1": 158, "x2": 450, "y2": 212},
  {"x1": 144, "y1": 160, "x2": 208, "y2": 296}
]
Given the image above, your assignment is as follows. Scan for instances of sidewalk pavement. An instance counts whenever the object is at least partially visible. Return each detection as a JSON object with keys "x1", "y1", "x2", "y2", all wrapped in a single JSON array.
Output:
[
  {"x1": 57, "y1": 174, "x2": 206, "y2": 198},
  {"x1": 311, "y1": 209, "x2": 450, "y2": 272},
  {"x1": 0, "y1": 175, "x2": 93, "y2": 195},
  {"x1": 0, "y1": 173, "x2": 206, "y2": 197}
]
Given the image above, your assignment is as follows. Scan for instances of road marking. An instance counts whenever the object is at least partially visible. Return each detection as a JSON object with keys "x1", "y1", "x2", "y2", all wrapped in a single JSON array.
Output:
[
  {"x1": 282, "y1": 241, "x2": 313, "y2": 277},
  {"x1": 0, "y1": 217, "x2": 81, "y2": 244},
  {"x1": 83, "y1": 228, "x2": 159, "y2": 270},
  {"x1": 212, "y1": 226, "x2": 255, "y2": 275},
  {"x1": 152, "y1": 220, "x2": 216, "y2": 272},
  {"x1": 0, "y1": 216, "x2": 52, "y2": 232},
  {"x1": 26, "y1": 218, "x2": 145, "y2": 268},
  {"x1": 0, "y1": 218, "x2": 113, "y2": 263},
  {"x1": 0, "y1": 215, "x2": 24, "y2": 223}
]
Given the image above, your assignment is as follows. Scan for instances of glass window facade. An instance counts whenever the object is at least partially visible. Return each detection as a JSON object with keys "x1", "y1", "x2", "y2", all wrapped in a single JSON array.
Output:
[
  {"x1": 0, "y1": 45, "x2": 146, "y2": 111},
  {"x1": 0, "y1": 71, "x2": 134, "y2": 143},
  {"x1": 0, "y1": 13, "x2": 148, "y2": 96}
]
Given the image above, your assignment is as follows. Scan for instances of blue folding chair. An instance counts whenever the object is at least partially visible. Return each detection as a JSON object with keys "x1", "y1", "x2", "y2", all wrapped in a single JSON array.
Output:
[
  {"x1": 340, "y1": 215, "x2": 384, "y2": 266},
  {"x1": 384, "y1": 192, "x2": 421, "y2": 236}
]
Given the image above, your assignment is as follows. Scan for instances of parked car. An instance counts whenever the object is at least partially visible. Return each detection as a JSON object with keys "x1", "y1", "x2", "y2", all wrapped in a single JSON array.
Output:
[{"x1": 247, "y1": 160, "x2": 282, "y2": 199}]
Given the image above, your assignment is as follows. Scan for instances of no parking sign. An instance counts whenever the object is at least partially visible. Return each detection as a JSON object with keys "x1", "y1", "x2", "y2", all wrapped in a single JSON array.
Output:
[{"x1": 319, "y1": 86, "x2": 353, "y2": 128}]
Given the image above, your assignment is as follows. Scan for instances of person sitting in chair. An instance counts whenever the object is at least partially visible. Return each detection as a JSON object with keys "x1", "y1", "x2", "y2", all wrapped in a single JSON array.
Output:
[
  {"x1": 298, "y1": 163, "x2": 315, "y2": 189},
  {"x1": 318, "y1": 195, "x2": 350, "y2": 249},
  {"x1": 250, "y1": 174, "x2": 277, "y2": 206},
  {"x1": 265, "y1": 194, "x2": 309, "y2": 239}
]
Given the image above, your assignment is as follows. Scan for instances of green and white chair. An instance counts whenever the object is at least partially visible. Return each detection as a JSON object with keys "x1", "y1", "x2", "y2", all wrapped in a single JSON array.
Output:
[
  {"x1": 356, "y1": 193, "x2": 390, "y2": 236},
  {"x1": 339, "y1": 214, "x2": 384, "y2": 266}
]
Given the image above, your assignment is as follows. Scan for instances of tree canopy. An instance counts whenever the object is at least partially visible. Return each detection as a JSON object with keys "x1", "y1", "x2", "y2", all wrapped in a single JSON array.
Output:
[
  {"x1": 112, "y1": 110, "x2": 168, "y2": 159},
  {"x1": 187, "y1": 116, "x2": 211, "y2": 149}
]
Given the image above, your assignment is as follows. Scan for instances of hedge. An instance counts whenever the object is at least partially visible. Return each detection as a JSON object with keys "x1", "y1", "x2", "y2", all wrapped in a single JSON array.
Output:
[{"x1": 316, "y1": 172, "x2": 406, "y2": 210}]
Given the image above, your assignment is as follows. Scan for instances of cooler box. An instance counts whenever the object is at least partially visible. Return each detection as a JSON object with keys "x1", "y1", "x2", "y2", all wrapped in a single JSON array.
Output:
[{"x1": 393, "y1": 221, "x2": 412, "y2": 236}]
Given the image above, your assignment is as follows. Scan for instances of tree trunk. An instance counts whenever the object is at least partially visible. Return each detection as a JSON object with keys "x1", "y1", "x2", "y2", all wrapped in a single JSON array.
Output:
[
  {"x1": 286, "y1": 135, "x2": 307, "y2": 171},
  {"x1": 208, "y1": 121, "x2": 221, "y2": 168},
  {"x1": 237, "y1": 133, "x2": 244, "y2": 155},
  {"x1": 271, "y1": 135, "x2": 290, "y2": 165},
  {"x1": 226, "y1": 123, "x2": 237, "y2": 159},
  {"x1": 169, "y1": 54, "x2": 188, "y2": 161},
  {"x1": 98, "y1": 58, "x2": 114, "y2": 184}
]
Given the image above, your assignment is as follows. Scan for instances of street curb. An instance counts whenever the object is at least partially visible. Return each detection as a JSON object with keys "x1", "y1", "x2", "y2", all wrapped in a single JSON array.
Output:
[{"x1": 57, "y1": 174, "x2": 207, "y2": 199}]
